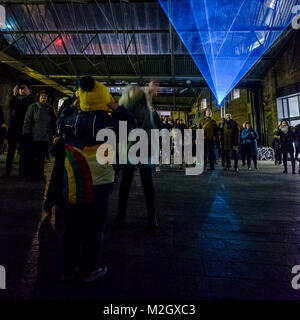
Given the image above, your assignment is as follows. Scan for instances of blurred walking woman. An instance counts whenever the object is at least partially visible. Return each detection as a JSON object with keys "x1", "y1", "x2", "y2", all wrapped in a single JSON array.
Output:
[
  {"x1": 276, "y1": 119, "x2": 296, "y2": 174},
  {"x1": 241, "y1": 122, "x2": 259, "y2": 170},
  {"x1": 23, "y1": 90, "x2": 56, "y2": 180},
  {"x1": 116, "y1": 85, "x2": 157, "y2": 227}
]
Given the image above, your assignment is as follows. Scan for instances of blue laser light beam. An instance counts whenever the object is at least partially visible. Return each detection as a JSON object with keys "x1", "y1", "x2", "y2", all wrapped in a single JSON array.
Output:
[{"x1": 159, "y1": 0, "x2": 299, "y2": 104}]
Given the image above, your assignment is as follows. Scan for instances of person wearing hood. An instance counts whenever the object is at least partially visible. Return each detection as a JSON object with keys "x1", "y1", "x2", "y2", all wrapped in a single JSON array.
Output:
[
  {"x1": 276, "y1": 119, "x2": 296, "y2": 174},
  {"x1": 56, "y1": 76, "x2": 136, "y2": 282},
  {"x1": 241, "y1": 122, "x2": 259, "y2": 170},
  {"x1": 116, "y1": 85, "x2": 157, "y2": 228},
  {"x1": 22, "y1": 90, "x2": 56, "y2": 180}
]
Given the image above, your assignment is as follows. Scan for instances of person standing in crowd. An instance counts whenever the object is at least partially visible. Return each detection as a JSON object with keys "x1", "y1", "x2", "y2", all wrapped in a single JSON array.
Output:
[
  {"x1": 294, "y1": 123, "x2": 300, "y2": 172},
  {"x1": 272, "y1": 127, "x2": 282, "y2": 166},
  {"x1": 162, "y1": 117, "x2": 172, "y2": 131},
  {"x1": 239, "y1": 122, "x2": 247, "y2": 167},
  {"x1": 22, "y1": 90, "x2": 56, "y2": 180},
  {"x1": 0, "y1": 105, "x2": 7, "y2": 154},
  {"x1": 57, "y1": 76, "x2": 136, "y2": 282},
  {"x1": 217, "y1": 118, "x2": 225, "y2": 167},
  {"x1": 199, "y1": 109, "x2": 218, "y2": 170},
  {"x1": 116, "y1": 85, "x2": 158, "y2": 228},
  {"x1": 1, "y1": 83, "x2": 34, "y2": 178},
  {"x1": 276, "y1": 119, "x2": 296, "y2": 174},
  {"x1": 241, "y1": 122, "x2": 259, "y2": 170},
  {"x1": 179, "y1": 119, "x2": 187, "y2": 135},
  {"x1": 43, "y1": 94, "x2": 79, "y2": 214},
  {"x1": 221, "y1": 113, "x2": 239, "y2": 171}
]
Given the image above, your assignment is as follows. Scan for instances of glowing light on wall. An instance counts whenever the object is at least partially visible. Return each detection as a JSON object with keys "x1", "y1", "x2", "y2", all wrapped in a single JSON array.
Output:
[{"x1": 159, "y1": 0, "x2": 299, "y2": 104}]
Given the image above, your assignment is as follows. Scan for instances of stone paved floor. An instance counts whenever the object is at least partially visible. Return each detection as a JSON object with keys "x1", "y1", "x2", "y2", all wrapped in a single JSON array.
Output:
[{"x1": 1, "y1": 154, "x2": 300, "y2": 300}]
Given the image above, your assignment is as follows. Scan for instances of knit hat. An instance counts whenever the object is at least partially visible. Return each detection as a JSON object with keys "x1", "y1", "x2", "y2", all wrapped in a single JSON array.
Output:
[{"x1": 77, "y1": 76, "x2": 115, "y2": 112}]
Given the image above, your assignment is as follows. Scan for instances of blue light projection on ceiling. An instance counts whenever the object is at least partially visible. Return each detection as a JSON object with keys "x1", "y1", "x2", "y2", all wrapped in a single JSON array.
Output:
[{"x1": 159, "y1": 0, "x2": 299, "y2": 104}]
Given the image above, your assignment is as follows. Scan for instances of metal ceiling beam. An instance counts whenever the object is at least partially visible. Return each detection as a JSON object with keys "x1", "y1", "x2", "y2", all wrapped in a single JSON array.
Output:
[
  {"x1": 47, "y1": 74, "x2": 262, "y2": 83},
  {"x1": 0, "y1": 0, "x2": 161, "y2": 3},
  {"x1": 0, "y1": 51, "x2": 73, "y2": 96},
  {"x1": 0, "y1": 28, "x2": 285, "y2": 34}
]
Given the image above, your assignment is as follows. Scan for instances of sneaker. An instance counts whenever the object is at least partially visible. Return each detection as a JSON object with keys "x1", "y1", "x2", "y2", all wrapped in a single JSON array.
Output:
[
  {"x1": 234, "y1": 167, "x2": 239, "y2": 171},
  {"x1": 283, "y1": 170, "x2": 288, "y2": 174},
  {"x1": 248, "y1": 167, "x2": 251, "y2": 170},
  {"x1": 80, "y1": 266, "x2": 108, "y2": 282}
]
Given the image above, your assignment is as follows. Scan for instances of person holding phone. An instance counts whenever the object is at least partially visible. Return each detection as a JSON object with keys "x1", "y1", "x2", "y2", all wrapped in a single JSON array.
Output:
[{"x1": 1, "y1": 83, "x2": 34, "y2": 178}]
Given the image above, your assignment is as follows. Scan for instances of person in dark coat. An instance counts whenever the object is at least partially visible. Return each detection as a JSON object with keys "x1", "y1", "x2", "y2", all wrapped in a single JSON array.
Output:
[
  {"x1": 276, "y1": 119, "x2": 295, "y2": 174},
  {"x1": 239, "y1": 122, "x2": 247, "y2": 167},
  {"x1": 221, "y1": 113, "x2": 239, "y2": 171},
  {"x1": 217, "y1": 118, "x2": 226, "y2": 167},
  {"x1": 241, "y1": 122, "x2": 259, "y2": 170},
  {"x1": 294, "y1": 123, "x2": 300, "y2": 172},
  {"x1": 0, "y1": 105, "x2": 7, "y2": 154},
  {"x1": 43, "y1": 96, "x2": 77, "y2": 214},
  {"x1": 272, "y1": 127, "x2": 282, "y2": 166},
  {"x1": 199, "y1": 109, "x2": 218, "y2": 170},
  {"x1": 2, "y1": 83, "x2": 34, "y2": 178},
  {"x1": 22, "y1": 90, "x2": 56, "y2": 180}
]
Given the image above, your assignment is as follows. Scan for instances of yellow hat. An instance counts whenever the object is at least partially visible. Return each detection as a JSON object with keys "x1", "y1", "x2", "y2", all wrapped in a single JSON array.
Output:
[{"x1": 77, "y1": 80, "x2": 115, "y2": 112}]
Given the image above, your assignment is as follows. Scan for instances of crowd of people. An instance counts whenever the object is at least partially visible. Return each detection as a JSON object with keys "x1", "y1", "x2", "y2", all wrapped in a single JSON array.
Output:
[{"x1": 0, "y1": 78, "x2": 299, "y2": 283}]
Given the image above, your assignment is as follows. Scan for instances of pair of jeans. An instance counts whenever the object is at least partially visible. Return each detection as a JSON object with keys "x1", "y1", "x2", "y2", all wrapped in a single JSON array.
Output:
[
  {"x1": 275, "y1": 151, "x2": 282, "y2": 164},
  {"x1": 28, "y1": 141, "x2": 49, "y2": 179},
  {"x1": 224, "y1": 150, "x2": 238, "y2": 169},
  {"x1": 239, "y1": 144, "x2": 246, "y2": 166},
  {"x1": 62, "y1": 183, "x2": 113, "y2": 275},
  {"x1": 295, "y1": 141, "x2": 300, "y2": 162},
  {"x1": 204, "y1": 139, "x2": 215, "y2": 169},
  {"x1": 282, "y1": 152, "x2": 295, "y2": 172},
  {"x1": 118, "y1": 164, "x2": 156, "y2": 224},
  {"x1": 5, "y1": 136, "x2": 26, "y2": 176},
  {"x1": 247, "y1": 155, "x2": 257, "y2": 168}
]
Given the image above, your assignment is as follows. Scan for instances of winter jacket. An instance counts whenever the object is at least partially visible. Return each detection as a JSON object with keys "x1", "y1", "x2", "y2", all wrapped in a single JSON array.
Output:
[
  {"x1": 276, "y1": 126, "x2": 295, "y2": 153},
  {"x1": 295, "y1": 124, "x2": 300, "y2": 143},
  {"x1": 0, "y1": 106, "x2": 4, "y2": 126},
  {"x1": 23, "y1": 102, "x2": 56, "y2": 142},
  {"x1": 199, "y1": 117, "x2": 218, "y2": 141},
  {"x1": 241, "y1": 128, "x2": 259, "y2": 156},
  {"x1": 7, "y1": 95, "x2": 34, "y2": 139},
  {"x1": 222, "y1": 119, "x2": 239, "y2": 151},
  {"x1": 56, "y1": 105, "x2": 136, "y2": 204}
]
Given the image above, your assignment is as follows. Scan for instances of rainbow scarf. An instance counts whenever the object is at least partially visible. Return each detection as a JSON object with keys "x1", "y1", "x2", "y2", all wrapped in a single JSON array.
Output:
[{"x1": 63, "y1": 144, "x2": 114, "y2": 204}]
